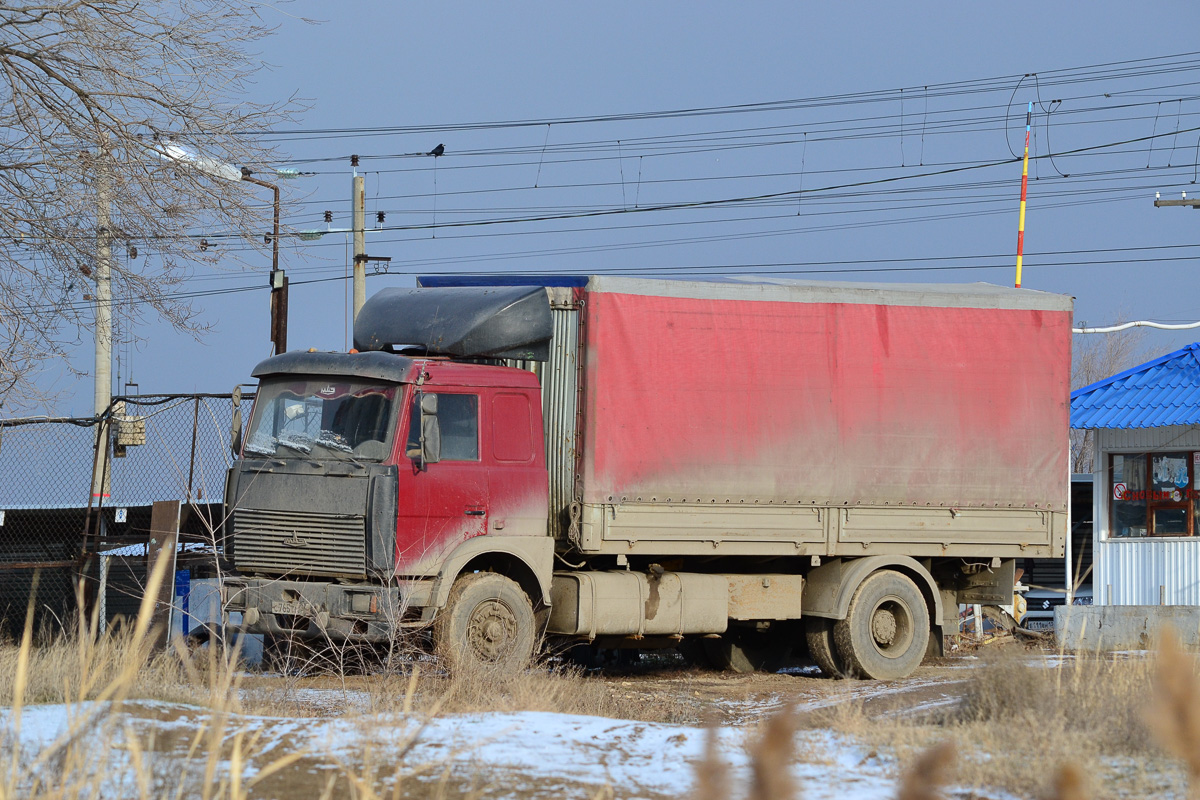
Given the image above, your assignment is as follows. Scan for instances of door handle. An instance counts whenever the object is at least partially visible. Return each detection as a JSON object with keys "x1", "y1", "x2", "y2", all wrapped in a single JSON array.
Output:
[{"x1": 465, "y1": 509, "x2": 485, "y2": 516}]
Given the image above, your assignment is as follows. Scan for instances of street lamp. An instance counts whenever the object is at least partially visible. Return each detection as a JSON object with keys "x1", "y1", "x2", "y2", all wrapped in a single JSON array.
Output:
[
  {"x1": 238, "y1": 167, "x2": 287, "y2": 353},
  {"x1": 157, "y1": 143, "x2": 289, "y2": 353}
]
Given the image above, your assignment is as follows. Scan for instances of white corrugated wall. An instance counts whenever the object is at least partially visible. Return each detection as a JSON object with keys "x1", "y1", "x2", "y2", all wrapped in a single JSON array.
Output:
[{"x1": 1094, "y1": 426, "x2": 1200, "y2": 604}]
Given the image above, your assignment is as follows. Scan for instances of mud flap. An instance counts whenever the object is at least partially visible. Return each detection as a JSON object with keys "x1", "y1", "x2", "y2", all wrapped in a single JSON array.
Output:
[{"x1": 925, "y1": 625, "x2": 945, "y2": 661}]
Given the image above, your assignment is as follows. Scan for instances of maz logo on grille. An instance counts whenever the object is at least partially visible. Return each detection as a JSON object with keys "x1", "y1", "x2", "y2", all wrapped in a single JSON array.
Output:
[{"x1": 282, "y1": 533, "x2": 310, "y2": 548}]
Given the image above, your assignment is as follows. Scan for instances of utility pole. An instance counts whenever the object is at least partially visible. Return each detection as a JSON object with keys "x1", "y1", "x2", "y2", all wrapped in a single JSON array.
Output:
[
  {"x1": 352, "y1": 155, "x2": 366, "y2": 321},
  {"x1": 92, "y1": 144, "x2": 113, "y2": 502},
  {"x1": 1014, "y1": 102, "x2": 1032, "y2": 289}
]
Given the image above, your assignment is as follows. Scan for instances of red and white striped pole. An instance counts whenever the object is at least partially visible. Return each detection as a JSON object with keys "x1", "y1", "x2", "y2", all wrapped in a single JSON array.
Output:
[{"x1": 1015, "y1": 102, "x2": 1032, "y2": 289}]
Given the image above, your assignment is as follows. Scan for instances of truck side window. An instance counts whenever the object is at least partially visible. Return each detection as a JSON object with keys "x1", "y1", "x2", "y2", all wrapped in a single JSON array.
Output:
[
  {"x1": 439, "y1": 394, "x2": 479, "y2": 461},
  {"x1": 406, "y1": 393, "x2": 479, "y2": 462}
]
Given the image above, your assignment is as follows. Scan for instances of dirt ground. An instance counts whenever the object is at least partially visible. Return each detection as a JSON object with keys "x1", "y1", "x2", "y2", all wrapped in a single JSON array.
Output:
[
  {"x1": 598, "y1": 659, "x2": 972, "y2": 726},
  {"x1": 219, "y1": 649, "x2": 991, "y2": 798},
  {"x1": 239, "y1": 642, "x2": 998, "y2": 728}
]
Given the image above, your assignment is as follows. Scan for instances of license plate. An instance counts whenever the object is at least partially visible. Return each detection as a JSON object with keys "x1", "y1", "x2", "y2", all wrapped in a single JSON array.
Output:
[
  {"x1": 1023, "y1": 618, "x2": 1055, "y2": 631},
  {"x1": 271, "y1": 600, "x2": 314, "y2": 616}
]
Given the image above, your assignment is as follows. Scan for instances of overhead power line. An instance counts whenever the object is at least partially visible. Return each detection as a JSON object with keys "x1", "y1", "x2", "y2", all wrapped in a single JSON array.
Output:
[
  {"x1": 31, "y1": 238, "x2": 1200, "y2": 316},
  {"x1": 229, "y1": 51, "x2": 1200, "y2": 140},
  {"x1": 180, "y1": 122, "x2": 1200, "y2": 244}
]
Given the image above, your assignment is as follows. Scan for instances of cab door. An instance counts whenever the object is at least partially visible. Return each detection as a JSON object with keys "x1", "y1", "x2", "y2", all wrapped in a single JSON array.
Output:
[
  {"x1": 394, "y1": 389, "x2": 489, "y2": 573},
  {"x1": 487, "y1": 390, "x2": 549, "y2": 536}
]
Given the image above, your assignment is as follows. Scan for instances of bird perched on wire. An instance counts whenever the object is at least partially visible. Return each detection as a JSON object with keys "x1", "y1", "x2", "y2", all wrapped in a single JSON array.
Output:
[{"x1": 428, "y1": 143, "x2": 445, "y2": 157}]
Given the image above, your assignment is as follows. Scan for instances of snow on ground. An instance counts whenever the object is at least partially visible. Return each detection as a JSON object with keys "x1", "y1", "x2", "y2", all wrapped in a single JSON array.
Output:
[
  {"x1": 1, "y1": 700, "x2": 912, "y2": 799},
  {"x1": 709, "y1": 675, "x2": 967, "y2": 719},
  {"x1": 8, "y1": 654, "x2": 1127, "y2": 798},
  {"x1": 237, "y1": 685, "x2": 375, "y2": 716}
]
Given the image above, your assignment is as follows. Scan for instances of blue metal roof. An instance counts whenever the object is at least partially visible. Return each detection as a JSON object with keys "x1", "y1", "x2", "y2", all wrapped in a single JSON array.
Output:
[
  {"x1": 1070, "y1": 343, "x2": 1200, "y2": 428},
  {"x1": 417, "y1": 275, "x2": 589, "y2": 288}
]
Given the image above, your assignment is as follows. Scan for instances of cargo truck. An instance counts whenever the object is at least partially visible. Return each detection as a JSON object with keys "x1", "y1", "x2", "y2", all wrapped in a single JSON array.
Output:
[{"x1": 221, "y1": 276, "x2": 1072, "y2": 679}]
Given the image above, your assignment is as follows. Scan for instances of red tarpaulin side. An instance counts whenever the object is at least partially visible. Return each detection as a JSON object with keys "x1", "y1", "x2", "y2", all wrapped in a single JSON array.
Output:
[{"x1": 580, "y1": 291, "x2": 1070, "y2": 509}]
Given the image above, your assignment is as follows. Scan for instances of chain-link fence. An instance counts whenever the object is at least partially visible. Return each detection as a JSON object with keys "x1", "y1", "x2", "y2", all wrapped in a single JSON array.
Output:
[
  {"x1": 0, "y1": 416, "x2": 98, "y2": 637},
  {"x1": 0, "y1": 393, "x2": 253, "y2": 638}
]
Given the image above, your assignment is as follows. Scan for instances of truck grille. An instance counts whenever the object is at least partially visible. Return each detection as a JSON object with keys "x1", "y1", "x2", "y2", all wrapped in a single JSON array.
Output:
[{"x1": 233, "y1": 508, "x2": 367, "y2": 577}]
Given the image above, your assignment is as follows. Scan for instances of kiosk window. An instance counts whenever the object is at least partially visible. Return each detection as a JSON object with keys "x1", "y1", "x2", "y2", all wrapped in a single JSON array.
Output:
[{"x1": 1110, "y1": 452, "x2": 1197, "y2": 536}]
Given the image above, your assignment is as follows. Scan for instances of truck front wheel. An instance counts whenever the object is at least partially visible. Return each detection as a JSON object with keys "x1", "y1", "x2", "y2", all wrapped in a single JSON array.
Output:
[
  {"x1": 832, "y1": 571, "x2": 929, "y2": 680},
  {"x1": 434, "y1": 572, "x2": 536, "y2": 673}
]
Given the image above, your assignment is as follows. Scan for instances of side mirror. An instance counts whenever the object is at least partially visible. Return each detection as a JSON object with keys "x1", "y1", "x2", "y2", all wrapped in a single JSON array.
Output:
[
  {"x1": 230, "y1": 386, "x2": 243, "y2": 457},
  {"x1": 421, "y1": 413, "x2": 441, "y2": 465},
  {"x1": 406, "y1": 393, "x2": 442, "y2": 468}
]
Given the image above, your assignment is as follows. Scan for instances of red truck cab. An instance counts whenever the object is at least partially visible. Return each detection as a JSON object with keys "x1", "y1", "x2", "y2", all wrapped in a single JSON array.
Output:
[
  {"x1": 392, "y1": 360, "x2": 547, "y2": 574},
  {"x1": 223, "y1": 300, "x2": 556, "y2": 670}
]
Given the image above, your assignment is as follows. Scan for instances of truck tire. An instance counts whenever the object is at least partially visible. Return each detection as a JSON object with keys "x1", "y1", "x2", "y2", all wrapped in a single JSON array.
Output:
[
  {"x1": 804, "y1": 618, "x2": 847, "y2": 678},
  {"x1": 676, "y1": 639, "x2": 715, "y2": 669},
  {"x1": 434, "y1": 572, "x2": 536, "y2": 673},
  {"x1": 703, "y1": 631, "x2": 789, "y2": 674},
  {"x1": 832, "y1": 570, "x2": 929, "y2": 680}
]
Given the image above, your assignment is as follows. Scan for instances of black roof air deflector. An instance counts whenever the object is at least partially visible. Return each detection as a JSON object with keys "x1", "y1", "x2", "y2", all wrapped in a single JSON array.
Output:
[
  {"x1": 252, "y1": 350, "x2": 416, "y2": 384},
  {"x1": 353, "y1": 286, "x2": 554, "y2": 361}
]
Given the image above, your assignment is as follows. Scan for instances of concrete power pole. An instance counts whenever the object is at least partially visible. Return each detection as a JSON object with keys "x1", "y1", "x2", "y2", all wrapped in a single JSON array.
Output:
[
  {"x1": 352, "y1": 172, "x2": 366, "y2": 321},
  {"x1": 92, "y1": 148, "x2": 114, "y2": 501}
]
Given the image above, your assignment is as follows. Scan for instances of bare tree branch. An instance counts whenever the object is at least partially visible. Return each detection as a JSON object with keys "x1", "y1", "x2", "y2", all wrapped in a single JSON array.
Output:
[
  {"x1": 1070, "y1": 320, "x2": 1169, "y2": 473},
  {"x1": 0, "y1": 0, "x2": 304, "y2": 411}
]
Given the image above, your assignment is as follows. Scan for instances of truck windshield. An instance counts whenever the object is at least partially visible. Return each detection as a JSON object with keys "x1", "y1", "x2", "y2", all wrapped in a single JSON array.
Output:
[{"x1": 243, "y1": 378, "x2": 400, "y2": 461}]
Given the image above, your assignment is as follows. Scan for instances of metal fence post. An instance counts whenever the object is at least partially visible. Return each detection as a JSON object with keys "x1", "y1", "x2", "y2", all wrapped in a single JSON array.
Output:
[
  {"x1": 187, "y1": 398, "x2": 200, "y2": 502},
  {"x1": 98, "y1": 554, "x2": 109, "y2": 634}
]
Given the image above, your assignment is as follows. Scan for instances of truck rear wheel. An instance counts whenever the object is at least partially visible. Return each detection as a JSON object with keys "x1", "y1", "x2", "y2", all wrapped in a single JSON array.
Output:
[
  {"x1": 832, "y1": 570, "x2": 929, "y2": 680},
  {"x1": 434, "y1": 572, "x2": 536, "y2": 673},
  {"x1": 804, "y1": 618, "x2": 846, "y2": 678}
]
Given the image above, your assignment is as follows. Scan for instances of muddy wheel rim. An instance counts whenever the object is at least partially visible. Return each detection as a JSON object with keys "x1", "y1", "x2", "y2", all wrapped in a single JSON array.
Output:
[
  {"x1": 467, "y1": 598, "x2": 519, "y2": 662},
  {"x1": 869, "y1": 596, "x2": 914, "y2": 658}
]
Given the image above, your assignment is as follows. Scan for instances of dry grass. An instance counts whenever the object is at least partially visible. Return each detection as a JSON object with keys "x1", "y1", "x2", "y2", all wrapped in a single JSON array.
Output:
[
  {"x1": 745, "y1": 703, "x2": 798, "y2": 800},
  {"x1": 229, "y1": 645, "x2": 629, "y2": 723},
  {"x1": 9, "y1": 574, "x2": 1200, "y2": 800},
  {"x1": 404, "y1": 661, "x2": 623, "y2": 719},
  {"x1": 0, "y1": 628, "x2": 200, "y2": 708},
  {"x1": 946, "y1": 647, "x2": 1167, "y2": 797},
  {"x1": 1150, "y1": 630, "x2": 1200, "y2": 792},
  {"x1": 1053, "y1": 763, "x2": 1091, "y2": 800},
  {"x1": 0, "y1": 561, "x2": 461, "y2": 799},
  {"x1": 894, "y1": 740, "x2": 954, "y2": 800},
  {"x1": 0, "y1": 589, "x2": 634, "y2": 799},
  {"x1": 778, "y1": 639, "x2": 1200, "y2": 799},
  {"x1": 693, "y1": 725, "x2": 730, "y2": 800},
  {"x1": 697, "y1": 633, "x2": 1200, "y2": 800}
]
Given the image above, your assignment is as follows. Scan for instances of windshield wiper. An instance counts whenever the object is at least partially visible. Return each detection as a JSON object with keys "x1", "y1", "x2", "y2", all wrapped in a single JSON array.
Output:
[
  {"x1": 275, "y1": 439, "x2": 312, "y2": 455},
  {"x1": 308, "y1": 433, "x2": 371, "y2": 469}
]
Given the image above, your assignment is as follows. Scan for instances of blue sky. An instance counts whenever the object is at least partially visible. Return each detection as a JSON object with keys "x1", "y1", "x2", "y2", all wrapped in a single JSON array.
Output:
[{"x1": 45, "y1": 2, "x2": 1200, "y2": 413}]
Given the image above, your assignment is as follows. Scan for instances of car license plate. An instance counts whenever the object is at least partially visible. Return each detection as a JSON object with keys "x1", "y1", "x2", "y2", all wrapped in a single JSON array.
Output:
[{"x1": 271, "y1": 600, "x2": 314, "y2": 616}]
